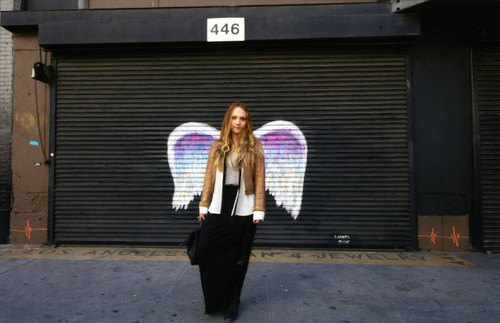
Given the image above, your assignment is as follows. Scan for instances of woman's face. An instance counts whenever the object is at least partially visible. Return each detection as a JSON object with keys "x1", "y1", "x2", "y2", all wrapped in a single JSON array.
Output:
[{"x1": 230, "y1": 107, "x2": 247, "y2": 135}]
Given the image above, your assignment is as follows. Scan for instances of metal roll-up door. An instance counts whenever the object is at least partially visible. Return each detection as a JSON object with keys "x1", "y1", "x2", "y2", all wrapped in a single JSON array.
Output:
[
  {"x1": 473, "y1": 48, "x2": 500, "y2": 253},
  {"x1": 53, "y1": 45, "x2": 412, "y2": 249}
]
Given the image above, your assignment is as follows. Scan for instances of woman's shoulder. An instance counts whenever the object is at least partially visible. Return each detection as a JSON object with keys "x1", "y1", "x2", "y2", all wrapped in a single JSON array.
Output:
[
  {"x1": 210, "y1": 140, "x2": 222, "y2": 152},
  {"x1": 252, "y1": 138, "x2": 262, "y2": 148},
  {"x1": 250, "y1": 138, "x2": 264, "y2": 156}
]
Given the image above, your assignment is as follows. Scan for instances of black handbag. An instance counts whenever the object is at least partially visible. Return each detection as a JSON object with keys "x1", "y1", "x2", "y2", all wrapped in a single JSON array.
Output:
[{"x1": 185, "y1": 222, "x2": 203, "y2": 265}]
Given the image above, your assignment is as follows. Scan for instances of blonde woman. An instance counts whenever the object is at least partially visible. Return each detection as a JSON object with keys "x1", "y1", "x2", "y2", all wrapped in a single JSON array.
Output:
[{"x1": 197, "y1": 102, "x2": 265, "y2": 322}]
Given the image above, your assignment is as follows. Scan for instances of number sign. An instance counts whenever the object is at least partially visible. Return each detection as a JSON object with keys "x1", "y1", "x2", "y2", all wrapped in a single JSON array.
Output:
[{"x1": 207, "y1": 18, "x2": 245, "y2": 42}]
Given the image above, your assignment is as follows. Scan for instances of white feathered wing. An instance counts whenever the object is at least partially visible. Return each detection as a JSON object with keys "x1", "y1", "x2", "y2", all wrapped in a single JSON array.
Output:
[{"x1": 254, "y1": 121, "x2": 307, "y2": 219}]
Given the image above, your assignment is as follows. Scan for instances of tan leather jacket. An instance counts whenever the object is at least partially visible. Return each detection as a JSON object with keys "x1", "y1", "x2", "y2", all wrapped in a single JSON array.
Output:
[{"x1": 199, "y1": 140, "x2": 266, "y2": 215}]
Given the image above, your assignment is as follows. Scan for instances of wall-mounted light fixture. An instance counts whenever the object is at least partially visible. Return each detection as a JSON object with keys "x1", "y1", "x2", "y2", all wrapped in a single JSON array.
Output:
[{"x1": 31, "y1": 62, "x2": 52, "y2": 83}]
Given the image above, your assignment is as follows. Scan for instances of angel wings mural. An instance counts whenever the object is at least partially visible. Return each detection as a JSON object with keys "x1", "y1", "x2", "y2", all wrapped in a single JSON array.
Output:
[{"x1": 167, "y1": 121, "x2": 307, "y2": 219}]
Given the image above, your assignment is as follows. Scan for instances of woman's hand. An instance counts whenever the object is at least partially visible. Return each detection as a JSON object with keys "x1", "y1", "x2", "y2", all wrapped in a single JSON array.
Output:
[
  {"x1": 198, "y1": 213, "x2": 206, "y2": 222},
  {"x1": 253, "y1": 220, "x2": 261, "y2": 224}
]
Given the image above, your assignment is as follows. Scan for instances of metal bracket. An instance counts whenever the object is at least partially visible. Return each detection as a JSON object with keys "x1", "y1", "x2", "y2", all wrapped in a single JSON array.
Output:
[
  {"x1": 78, "y1": 0, "x2": 89, "y2": 9},
  {"x1": 13, "y1": 0, "x2": 27, "y2": 11},
  {"x1": 391, "y1": 0, "x2": 431, "y2": 13}
]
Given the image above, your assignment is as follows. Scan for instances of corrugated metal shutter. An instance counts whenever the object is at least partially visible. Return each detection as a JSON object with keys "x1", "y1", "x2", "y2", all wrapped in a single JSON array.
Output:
[
  {"x1": 473, "y1": 48, "x2": 500, "y2": 253},
  {"x1": 52, "y1": 45, "x2": 412, "y2": 249}
]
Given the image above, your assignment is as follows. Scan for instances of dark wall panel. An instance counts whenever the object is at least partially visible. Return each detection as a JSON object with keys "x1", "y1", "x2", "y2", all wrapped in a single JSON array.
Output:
[{"x1": 411, "y1": 28, "x2": 473, "y2": 216}]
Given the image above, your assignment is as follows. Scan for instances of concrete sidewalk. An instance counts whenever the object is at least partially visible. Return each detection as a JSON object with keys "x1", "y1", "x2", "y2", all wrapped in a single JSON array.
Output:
[{"x1": 0, "y1": 246, "x2": 499, "y2": 323}]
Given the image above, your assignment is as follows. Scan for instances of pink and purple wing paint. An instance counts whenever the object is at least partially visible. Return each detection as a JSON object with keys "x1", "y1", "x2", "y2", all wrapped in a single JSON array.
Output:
[
  {"x1": 167, "y1": 122, "x2": 219, "y2": 210},
  {"x1": 254, "y1": 121, "x2": 307, "y2": 219}
]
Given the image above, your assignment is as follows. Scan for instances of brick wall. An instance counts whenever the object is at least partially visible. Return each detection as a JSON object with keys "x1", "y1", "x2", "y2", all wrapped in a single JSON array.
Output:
[{"x1": 0, "y1": 0, "x2": 14, "y2": 242}]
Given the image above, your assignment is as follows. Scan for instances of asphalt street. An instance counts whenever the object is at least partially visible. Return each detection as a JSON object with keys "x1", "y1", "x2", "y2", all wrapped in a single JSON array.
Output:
[{"x1": 0, "y1": 246, "x2": 499, "y2": 323}]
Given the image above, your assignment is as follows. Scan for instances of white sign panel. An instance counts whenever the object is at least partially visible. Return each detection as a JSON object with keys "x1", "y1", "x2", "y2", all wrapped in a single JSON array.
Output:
[{"x1": 207, "y1": 18, "x2": 245, "y2": 42}]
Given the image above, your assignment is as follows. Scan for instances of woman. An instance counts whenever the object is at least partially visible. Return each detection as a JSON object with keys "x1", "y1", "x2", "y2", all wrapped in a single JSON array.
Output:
[{"x1": 197, "y1": 102, "x2": 265, "y2": 322}]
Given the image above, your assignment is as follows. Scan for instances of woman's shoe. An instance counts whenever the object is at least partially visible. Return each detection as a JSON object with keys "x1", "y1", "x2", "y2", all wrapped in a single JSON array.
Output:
[{"x1": 223, "y1": 301, "x2": 239, "y2": 322}]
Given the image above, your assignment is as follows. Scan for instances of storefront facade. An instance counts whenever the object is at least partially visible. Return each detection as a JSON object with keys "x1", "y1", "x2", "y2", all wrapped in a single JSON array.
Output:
[{"x1": 1, "y1": 0, "x2": 499, "y2": 252}]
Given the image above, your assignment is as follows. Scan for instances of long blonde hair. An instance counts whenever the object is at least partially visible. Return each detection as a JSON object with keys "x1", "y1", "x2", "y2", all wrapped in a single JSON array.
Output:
[{"x1": 215, "y1": 102, "x2": 263, "y2": 171}]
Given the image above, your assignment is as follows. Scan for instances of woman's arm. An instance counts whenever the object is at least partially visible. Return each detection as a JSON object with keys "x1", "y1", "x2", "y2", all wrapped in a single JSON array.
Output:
[
  {"x1": 253, "y1": 150, "x2": 266, "y2": 223},
  {"x1": 199, "y1": 142, "x2": 218, "y2": 220}
]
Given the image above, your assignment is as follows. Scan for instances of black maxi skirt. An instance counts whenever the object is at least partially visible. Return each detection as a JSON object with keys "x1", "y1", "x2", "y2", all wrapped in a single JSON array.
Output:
[{"x1": 197, "y1": 185, "x2": 257, "y2": 314}]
